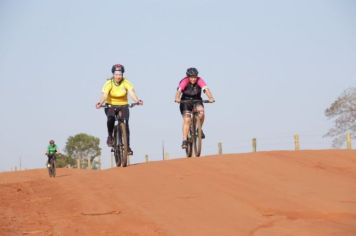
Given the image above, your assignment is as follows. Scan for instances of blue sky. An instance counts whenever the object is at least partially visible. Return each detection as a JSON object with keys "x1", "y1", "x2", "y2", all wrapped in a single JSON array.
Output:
[{"x1": 0, "y1": 0, "x2": 355, "y2": 171}]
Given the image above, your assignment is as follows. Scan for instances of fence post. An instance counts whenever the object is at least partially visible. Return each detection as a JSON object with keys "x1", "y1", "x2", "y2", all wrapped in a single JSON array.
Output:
[
  {"x1": 346, "y1": 132, "x2": 352, "y2": 150},
  {"x1": 164, "y1": 152, "x2": 169, "y2": 160},
  {"x1": 294, "y1": 134, "x2": 300, "y2": 151},
  {"x1": 252, "y1": 138, "x2": 257, "y2": 152},
  {"x1": 97, "y1": 156, "x2": 101, "y2": 170},
  {"x1": 145, "y1": 154, "x2": 149, "y2": 163},
  {"x1": 218, "y1": 142, "x2": 223, "y2": 155}
]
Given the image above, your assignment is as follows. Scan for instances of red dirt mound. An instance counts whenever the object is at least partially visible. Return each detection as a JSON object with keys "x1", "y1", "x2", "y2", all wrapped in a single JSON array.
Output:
[{"x1": 1, "y1": 150, "x2": 356, "y2": 236}]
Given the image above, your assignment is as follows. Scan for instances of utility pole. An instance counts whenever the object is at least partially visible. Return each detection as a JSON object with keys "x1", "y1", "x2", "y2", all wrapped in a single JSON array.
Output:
[{"x1": 218, "y1": 142, "x2": 223, "y2": 155}]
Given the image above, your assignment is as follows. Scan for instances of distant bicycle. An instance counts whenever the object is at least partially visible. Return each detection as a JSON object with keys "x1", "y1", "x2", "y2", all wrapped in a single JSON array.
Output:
[
  {"x1": 46, "y1": 153, "x2": 57, "y2": 178},
  {"x1": 102, "y1": 103, "x2": 140, "y2": 167},
  {"x1": 178, "y1": 100, "x2": 213, "y2": 157}
]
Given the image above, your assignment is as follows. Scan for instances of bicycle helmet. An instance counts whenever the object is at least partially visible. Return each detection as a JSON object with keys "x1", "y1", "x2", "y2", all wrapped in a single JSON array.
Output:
[
  {"x1": 186, "y1": 67, "x2": 199, "y2": 77},
  {"x1": 49, "y1": 140, "x2": 55, "y2": 145},
  {"x1": 111, "y1": 64, "x2": 125, "y2": 74}
]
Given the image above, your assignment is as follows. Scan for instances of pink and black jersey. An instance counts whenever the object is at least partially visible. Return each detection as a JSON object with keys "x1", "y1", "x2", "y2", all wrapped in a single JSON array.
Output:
[{"x1": 177, "y1": 77, "x2": 208, "y2": 100}]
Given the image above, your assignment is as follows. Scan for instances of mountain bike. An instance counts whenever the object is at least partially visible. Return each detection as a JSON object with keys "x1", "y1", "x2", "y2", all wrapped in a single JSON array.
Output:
[
  {"x1": 179, "y1": 100, "x2": 213, "y2": 157},
  {"x1": 46, "y1": 154, "x2": 56, "y2": 178},
  {"x1": 102, "y1": 103, "x2": 140, "y2": 167}
]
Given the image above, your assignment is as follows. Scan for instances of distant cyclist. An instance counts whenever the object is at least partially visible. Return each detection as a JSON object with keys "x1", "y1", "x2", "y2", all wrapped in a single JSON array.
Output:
[
  {"x1": 96, "y1": 64, "x2": 143, "y2": 155},
  {"x1": 175, "y1": 67, "x2": 215, "y2": 149},
  {"x1": 46, "y1": 140, "x2": 58, "y2": 168}
]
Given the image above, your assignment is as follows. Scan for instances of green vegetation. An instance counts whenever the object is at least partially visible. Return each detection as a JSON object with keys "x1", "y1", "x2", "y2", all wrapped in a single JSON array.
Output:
[
  {"x1": 324, "y1": 87, "x2": 356, "y2": 147},
  {"x1": 64, "y1": 133, "x2": 101, "y2": 169}
]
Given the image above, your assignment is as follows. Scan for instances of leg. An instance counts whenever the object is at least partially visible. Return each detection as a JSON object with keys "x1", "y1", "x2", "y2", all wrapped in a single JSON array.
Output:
[
  {"x1": 105, "y1": 108, "x2": 116, "y2": 137},
  {"x1": 105, "y1": 108, "x2": 116, "y2": 146},
  {"x1": 180, "y1": 102, "x2": 193, "y2": 148},
  {"x1": 196, "y1": 104, "x2": 205, "y2": 126},
  {"x1": 196, "y1": 104, "x2": 206, "y2": 139},
  {"x1": 47, "y1": 154, "x2": 53, "y2": 167},
  {"x1": 182, "y1": 112, "x2": 192, "y2": 141}
]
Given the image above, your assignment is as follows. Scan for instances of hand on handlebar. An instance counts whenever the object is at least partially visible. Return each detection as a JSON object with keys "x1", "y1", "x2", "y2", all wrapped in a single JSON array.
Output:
[
  {"x1": 96, "y1": 102, "x2": 103, "y2": 109},
  {"x1": 208, "y1": 97, "x2": 215, "y2": 103},
  {"x1": 137, "y1": 99, "x2": 144, "y2": 105}
]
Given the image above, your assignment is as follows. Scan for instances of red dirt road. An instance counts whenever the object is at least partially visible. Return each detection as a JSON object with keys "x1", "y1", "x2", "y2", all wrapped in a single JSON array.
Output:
[{"x1": 1, "y1": 150, "x2": 356, "y2": 236}]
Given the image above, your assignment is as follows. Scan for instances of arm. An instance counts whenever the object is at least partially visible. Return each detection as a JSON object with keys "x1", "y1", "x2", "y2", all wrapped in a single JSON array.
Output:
[
  {"x1": 175, "y1": 90, "x2": 182, "y2": 103},
  {"x1": 204, "y1": 88, "x2": 215, "y2": 102},
  {"x1": 198, "y1": 78, "x2": 215, "y2": 102},
  {"x1": 55, "y1": 145, "x2": 60, "y2": 155},
  {"x1": 128, "y1": 89, "x2": 143, "y2": 105},
  {"x1": 96, "y1": 92, "x2": 108, "y2": 109},
  {"x1": 175, "y1": 78, "x2": 188, "y2": 103}
]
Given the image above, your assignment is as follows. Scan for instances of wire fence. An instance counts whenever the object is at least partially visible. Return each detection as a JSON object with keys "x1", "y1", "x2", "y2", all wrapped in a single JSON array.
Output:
[{"x1": 144, "y1": 132, "x2": 354, "y2": 163}]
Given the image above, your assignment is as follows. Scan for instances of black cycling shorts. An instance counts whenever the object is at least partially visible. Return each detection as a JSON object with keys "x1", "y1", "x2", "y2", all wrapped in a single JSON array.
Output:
[
  {"x1": 105, "y1": 105, "x2": 130, "y2": 120},
  {"x1": 179, "y1": 101, "x2": 203, "y2": 115}
]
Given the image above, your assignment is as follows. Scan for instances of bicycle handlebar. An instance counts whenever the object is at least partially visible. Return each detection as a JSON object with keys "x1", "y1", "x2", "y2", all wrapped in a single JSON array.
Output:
[
  {"x1": 176, "y1": 99, "x2": 214, "y2": 104},
  {"x1": 100, "y1": 102, "x2": 142, "y2": 108}
]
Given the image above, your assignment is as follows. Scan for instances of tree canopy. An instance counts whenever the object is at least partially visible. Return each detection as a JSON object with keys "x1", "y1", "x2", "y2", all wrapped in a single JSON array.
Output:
[
  {"x1": 324, "y1": 87, "x2": 356, "y2": 147},
  {"x1": 64, "y1": 133, "x2": 101, "y2": 162}
]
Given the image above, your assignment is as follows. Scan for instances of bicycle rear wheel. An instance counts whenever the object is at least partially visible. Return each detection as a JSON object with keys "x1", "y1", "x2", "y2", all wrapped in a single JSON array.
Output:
[
  {"x1": 113, "y1": 125, "x2": 121, "y2": 167},
  {"x1": 120, "y1": 122, "x2": 129, "y2": 167},
  {"x1": 193, "y1": 116, "x2": 202, "y2": 157}
]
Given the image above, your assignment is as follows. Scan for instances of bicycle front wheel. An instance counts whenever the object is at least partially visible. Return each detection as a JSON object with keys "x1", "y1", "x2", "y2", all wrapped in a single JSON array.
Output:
[
  {"x1": 120, "y1": 122, "x2": 129, "y2": 167},
  {"x1": 113, "y1": 125, "x2": 121, "y2": 167},
  {"x1": 52, "y1": 159, "x2": 56, "y2": 177},
  {"x1": 47, "y1": 164, "x2": 52, "y2": 177},
  {"x1": 186, "y1": 134, "x2": 193, "y2": 158},
  {"x1": 193, "y1": 116, "x2": 202, "y2": 157}
]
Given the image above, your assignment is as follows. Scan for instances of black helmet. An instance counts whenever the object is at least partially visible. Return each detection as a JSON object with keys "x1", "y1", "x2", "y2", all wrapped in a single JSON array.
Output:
[
  {"x1": 111, "y1": 64, "x2": 125, "y2": 74},
  {"x1": 49, "y1": 140, "x2": 55, "y2": 145},
  {"x1": 186, "y1": 67, "x2": 199, "y2": 77}
]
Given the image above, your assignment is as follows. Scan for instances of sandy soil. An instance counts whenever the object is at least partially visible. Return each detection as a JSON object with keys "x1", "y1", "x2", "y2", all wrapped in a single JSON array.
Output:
[{"x1": 1, "y1": 150, "x2": 356, "y2": 236}]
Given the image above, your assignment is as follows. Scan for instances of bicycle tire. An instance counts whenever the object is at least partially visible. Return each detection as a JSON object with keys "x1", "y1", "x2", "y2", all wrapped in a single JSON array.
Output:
[
  {"x1": 48, "y1": 164, "x2": 52, "y2": 177},
  {"x1": 186, "y1": 133, "x2": 193, "y2": 158},
  {"x1": 193, "y1": 116, "x2": 202, "y2": 157},
  {"x1": 120, "y1": 122, "x2": 129, "y2": 167},
  {"x1": 113, "y1": 125, "x2": 121, "y2": 167},
  {"x1": 48, "y1": 158, "x2": 55, "y2": 177},
  {"x1": 52, "y1": 159, "x2": 56, "y2": 178}
]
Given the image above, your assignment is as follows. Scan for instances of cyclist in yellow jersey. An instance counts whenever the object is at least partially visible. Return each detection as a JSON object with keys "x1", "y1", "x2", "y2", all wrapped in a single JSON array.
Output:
[{"x1": 96, "y1": 64, "x2": 143, "y2": 154}]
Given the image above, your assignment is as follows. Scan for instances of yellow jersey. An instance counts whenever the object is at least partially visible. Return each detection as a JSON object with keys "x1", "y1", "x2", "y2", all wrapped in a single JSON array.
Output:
[{"x1": 102, "y1": 78, "x2": 134, "y2": 105}]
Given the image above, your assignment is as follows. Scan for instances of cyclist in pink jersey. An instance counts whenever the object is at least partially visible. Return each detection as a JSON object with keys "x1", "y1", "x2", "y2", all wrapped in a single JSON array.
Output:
[{"x1": 175, "y1": 67, "x2": 215, "y2": 149}]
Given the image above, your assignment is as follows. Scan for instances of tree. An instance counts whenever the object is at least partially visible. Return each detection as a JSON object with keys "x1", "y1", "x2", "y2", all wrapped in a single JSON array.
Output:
[
  {"x1": 324, "y1": 87, "x2": 356, "y2": 147},
  {"x1": 56, "y1": 153, "x2": 76, "y2": 168},
  {"x1": 64, "y1": 133, "x2": 101, "y2": 168}
]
